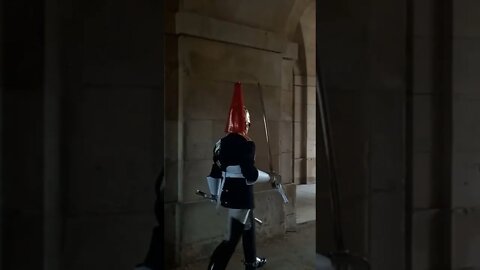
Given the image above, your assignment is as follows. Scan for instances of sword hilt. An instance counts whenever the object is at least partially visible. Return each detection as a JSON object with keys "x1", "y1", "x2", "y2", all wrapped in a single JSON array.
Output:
[
  {"x1": 196, "y1": 190, "x2": 213, "y2": 200},
  {"x1": 195, "y1": 189, "x2": 264, "y2": 225}
]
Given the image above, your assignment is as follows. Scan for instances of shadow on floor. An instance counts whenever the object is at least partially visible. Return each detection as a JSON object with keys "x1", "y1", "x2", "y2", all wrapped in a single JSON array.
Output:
[
  {"x1": 179, "y1": 221, "x2": 316, "y2": 270},
  {"x1": 296, "y1": 184, "x2": 316, "y2": 224}
]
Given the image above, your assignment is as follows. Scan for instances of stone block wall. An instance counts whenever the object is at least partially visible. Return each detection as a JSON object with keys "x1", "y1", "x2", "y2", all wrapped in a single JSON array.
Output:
[{"x1": 451, "y1": 1, "x2": 480, "y2": 269}]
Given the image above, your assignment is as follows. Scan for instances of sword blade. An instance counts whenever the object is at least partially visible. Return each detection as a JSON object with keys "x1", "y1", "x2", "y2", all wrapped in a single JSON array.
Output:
[{"x1": 258, "y1": 83, "x2": 274, "y2": 173}]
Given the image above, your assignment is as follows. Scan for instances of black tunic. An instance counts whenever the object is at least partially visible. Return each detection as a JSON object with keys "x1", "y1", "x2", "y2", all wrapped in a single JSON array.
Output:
[{"x1": 208, "y1": 133, "x2": 259, "y2": 209}]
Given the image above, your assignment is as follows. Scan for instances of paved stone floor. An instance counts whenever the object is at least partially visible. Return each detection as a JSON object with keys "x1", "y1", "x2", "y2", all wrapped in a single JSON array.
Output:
[
  {"x1": 176, "y1": 184, "x2": 323, "y2": 270},
  {"x1": 296, "y1": 184, "x2": 316, "y2": 224},
  {"x1": 178, "y1": 221, "x2": 316, "y2": 270}
]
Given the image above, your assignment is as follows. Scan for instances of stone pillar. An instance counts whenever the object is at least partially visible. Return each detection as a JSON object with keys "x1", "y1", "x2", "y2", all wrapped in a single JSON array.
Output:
[
  {"x1": 451, "y1": 1, "x2": 480, "y2": 268},
  {"x1": 292, "y1": 3, "x2": 316, "y2": 186},
  {"x1": 1, "y1": 0, "x2": 46, "y2": 268},
  {"x1": 317, "y1": 0, "x2": 407, "y2": 268},
  {"x1": 293, "y1": 76, "x2": 308, "y2": 185},
  {"x1": 409, "y1": 0, "x2": 452, "y2": 269},
  {"x1": 0, "y1": 1, "x2": 3, "y2": 266},
  {"x1": 59, "y1": 1, "x2": 164, "y2": 269},
  {"x1": 281, "y1": 47, "x2": 297, "y2": 231},
  {"x1": 316, "y1": 0, "x2": 372, "y2": 256},
  {"x1": 43, "y1": 0, "x2": 62, "y2": 268},
  {"x1": 366, "y1": 0, "x2": 407, "y2": 268}
]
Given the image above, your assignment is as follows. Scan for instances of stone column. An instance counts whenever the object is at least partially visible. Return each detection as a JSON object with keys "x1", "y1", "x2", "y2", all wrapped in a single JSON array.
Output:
[
  {"x1": 0, "y1": 1, "x2": 3, "y2": 266},
  {"x1": 317, "y1": 0, "x2": 407, "y2": 268},
  {"x1": 1, "y1": 0, "x2": 46, "y2": 268},
  {"x1": 43, "y1": 0, "x2": 62, "y2": 268},
  {"x1": 410, "y1": 0, "x2": 452, "y2": 269},
  {"x1": 366, "y1": 1, "x2": 407, "y2": 269},
  {"x1": 451, "y1": 1, "x2": 480, "y2": 268},
  {"x1": 281, "y1": 47, "x2": 297, "y2": 231}
]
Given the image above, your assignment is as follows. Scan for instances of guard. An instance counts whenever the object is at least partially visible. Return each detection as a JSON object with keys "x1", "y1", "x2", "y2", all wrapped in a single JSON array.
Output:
[{"x1": 205, "y1": 82, "x2": 275, "y2": 270}]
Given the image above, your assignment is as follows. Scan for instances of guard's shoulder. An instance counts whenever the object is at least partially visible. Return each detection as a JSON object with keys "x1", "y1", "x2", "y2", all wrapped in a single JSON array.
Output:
[{"x1": 245, "y1": 140, "x2": 255, "y2": 148}]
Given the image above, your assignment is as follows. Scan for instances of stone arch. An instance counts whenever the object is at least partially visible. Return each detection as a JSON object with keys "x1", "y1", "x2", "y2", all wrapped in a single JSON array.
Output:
[{"x1": 288, "y1": 0, "x2": 316, "y2": 185}]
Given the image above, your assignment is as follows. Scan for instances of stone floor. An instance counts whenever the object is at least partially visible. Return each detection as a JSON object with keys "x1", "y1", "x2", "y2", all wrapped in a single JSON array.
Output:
[
  {"x1": 175, "y1": 184, "x2": 324, "y2": 270},
  {"x1": 296, "y1": 184, "x2": 316, "y2": 224},
  {"x1": 178, "y1": 221, "x2": 316, "y2": 270}
]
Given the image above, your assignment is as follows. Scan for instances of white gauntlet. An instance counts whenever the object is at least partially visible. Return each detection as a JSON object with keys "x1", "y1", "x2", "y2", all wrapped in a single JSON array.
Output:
[
  {"x1": 256, "y1": 169, "x2": 271, "y2": 183},
  {"x1": 206, "y1": 176, "x2": 220, "y2": 196}
]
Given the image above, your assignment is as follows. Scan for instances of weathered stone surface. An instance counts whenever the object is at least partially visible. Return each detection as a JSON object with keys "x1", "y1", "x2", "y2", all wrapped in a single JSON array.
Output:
[
  {"x1": 183, "y1": 160, "x2": 215, "y2": 202},
  {"x1": 279, "y1": 121, "x2": 294, "y2": 153},
  {"x1": 452, "y1": 208, "x2": 480, "y2": 269},
  {"x1": 2, "y1": 215, "x2": 44, "y2": 269},
  {"x1": 63, "y1": 214, "x2": 155, "y2": 270},
  {"x1": 279, "y1": 152, "x2": 294, "y2": 183},
  {"x1": 294, "y1": 141, "x2": 305, "y2": 161},
  {"x1": 414, "y1": 0, "x2": 437, "y2": 37},
  {"x1": 175, "y1": 12, "x2": 287, "y2": 53},
  {"x1": 164, "y1": 202, "x2": 180, "y2": 266},
  {"x1": 413, "y1": 37, "x2": 436, "y2": 94},
  {"x1": 281, "y1": 60, "x2": 295, "y2": 90},
  {"x1": 370, "y1": 191, "x2": 406, "y2": 270},
  {"x1": 306, "y1": 158, "x2": 316, "y2": 183},
  {"x1": 179, "y1": 36, "x2": 282, "y2": 87},
  {"x1": 294, "y1": 158, "x2": 306, "y2": 184},
  {"x1": 452, "y1": 153, "x2": 480, "y2": 208},
  {"x1": 283, "y1": 42, "x2": 299, "y2": 60},
  {"x1": 317, "y1": 39, "x2": 370, "y2": 91},
  {"x1": 66, "y1": 87, "x2": 160, "y2": 214},
  {"x1": 452, "y1": 95, "x2": 480, "y2": 153},
  {"x1": 411, "y1": 210, "x2": 448, "y2": 270},
  {"x1": 180, "y1": 202, "x2": 228, "y2": 245},
  {"x1": 165, "y1": 160, "x2": 180, "y2": 203},
  {"x1": 367, "y1": 0, "x2": 406, "y2": 92},
  {"x1": 413, "y1": 95, "x2": 435, "y2": 153},
  {"x1": 453, "y1": 39, "x2": 480, "y2": 95},
  {"x1": 294, "y1": 75, "x2": 316, "y2": 87},
  {"x1": 453, "y1": 0, "x2": 480, "y2": 38},
  {"x1": 184, "y1": 120, "x2": 214, "y2": 161},
  {"x1": 254, "y1": 190, "x2": 287, "y2": 239},
  {"x1": 299, "y1": 3, "x2": 316, "y2": 76},
  {"x1": 280, "y1": 90, "x2": 294, "y2": 121},
  {"x1": 180, "y1": 0, "x2": 295, "y2": 34},
  {"x1": 412, "y1": 152, "x2": 438, "y2": 209},
  {"x1": 182, "y1": 79, "x2": 281, "y2": 121},
  {"x1": 366, "y1": 91, "x2": 405, "y2": 191},
  {"x1": 81, "y1": 0, "x2": 163, "y2": 86}
]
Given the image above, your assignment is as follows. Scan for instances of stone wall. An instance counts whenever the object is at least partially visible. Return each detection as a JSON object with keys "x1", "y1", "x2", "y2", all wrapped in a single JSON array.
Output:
[
  {"x1": 1, "y1": 0, "x2": 165, "y2": 269},
  {"x1": 451, "y1": 0, "x2": 480, "y2": 269},
  {"x1": 316, "y1": 1, "x2": 407, "y2": 269}
]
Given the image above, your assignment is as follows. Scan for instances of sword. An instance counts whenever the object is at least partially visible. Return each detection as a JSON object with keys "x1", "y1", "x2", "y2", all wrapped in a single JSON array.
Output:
[
  {"x1": 195, "y1": 190, "x2": 263, "y2": 225},
  {"x1": 257, "y1": 83, "x2": 289, "y2": 204}
]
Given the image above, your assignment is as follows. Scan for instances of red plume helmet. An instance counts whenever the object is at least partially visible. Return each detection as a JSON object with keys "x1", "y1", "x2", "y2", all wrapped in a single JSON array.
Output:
[{"x1": 225, "y1": 82, "x2": 247, "y2": 134}]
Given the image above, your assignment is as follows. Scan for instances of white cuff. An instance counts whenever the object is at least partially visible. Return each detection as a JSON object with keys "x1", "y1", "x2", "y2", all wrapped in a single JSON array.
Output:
[
  {"x1": 207, "y1": 176, "x2": 220, "y2": 195},
  {"x1": 256, "y1": 170, "x2": 271, "y2": 183}
]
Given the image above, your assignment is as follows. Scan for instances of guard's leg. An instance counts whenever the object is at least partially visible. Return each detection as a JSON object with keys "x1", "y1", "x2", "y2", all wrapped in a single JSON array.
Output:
[
  {"x1": 207, "y1": 217, "x2": 244, "y2": 270},
  {"x1": 242, "y1": 212, "x2": 267, "y2": 270}
]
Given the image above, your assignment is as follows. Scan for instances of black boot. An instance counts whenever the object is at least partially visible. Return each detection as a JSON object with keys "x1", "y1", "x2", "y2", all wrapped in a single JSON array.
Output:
[
  {"x1": 242, "y1": 214, "x2": 267, "y2": 269},
  {"x1": 244, "y1": 260, "x2": 257, "y2": 270},
  {"x1": 207, "y1": 218, "x2": 244, "y2": 270},
  {"x1": 243, "y1": 257, "x2": 267, "y2": 270},
  {"x1": 255, "y1": 257, "x2": 267, "y2": 268}
]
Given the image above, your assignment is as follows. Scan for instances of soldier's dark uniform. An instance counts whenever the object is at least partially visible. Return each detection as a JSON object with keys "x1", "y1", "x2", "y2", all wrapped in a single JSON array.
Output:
[{"x1": 206, "y1": 82, "x2": 269, "y2": 270}]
